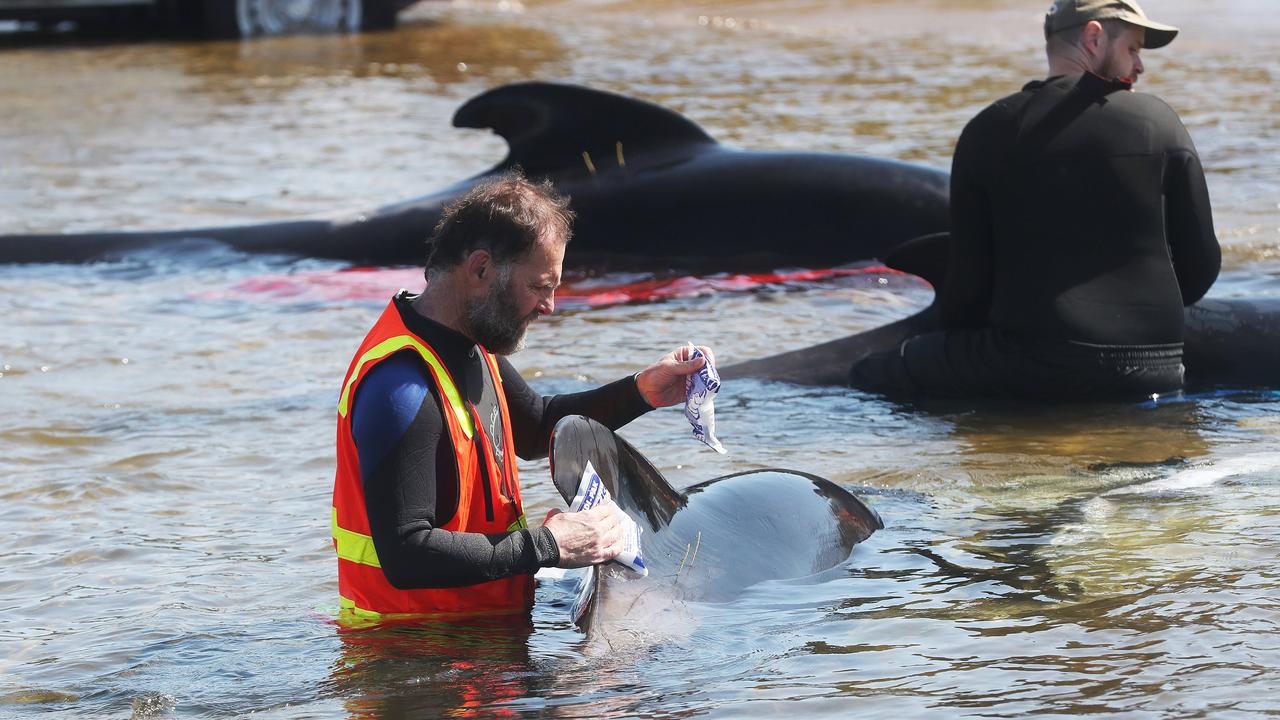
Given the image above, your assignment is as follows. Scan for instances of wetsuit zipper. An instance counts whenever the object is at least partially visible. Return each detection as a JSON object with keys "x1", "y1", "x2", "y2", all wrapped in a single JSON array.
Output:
[{"x1": 469, "y1": 406, "x2": 495, "y2": 522}]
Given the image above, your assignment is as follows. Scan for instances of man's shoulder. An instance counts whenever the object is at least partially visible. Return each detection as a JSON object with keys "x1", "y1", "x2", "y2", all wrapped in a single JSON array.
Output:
[
  {"x1": 960, "y1": 91, "x2": 1023, "y2": 138},
  {"x1": 1111, "y1": 87, "x2": 1183, "y2": 117},
  {"x1": 356, "y1": 351, "x2": 434, "y2": 415},
  {"x1": 1106, "y1": 89, "x2": 1194, "y2": 148},
  {"x1": 366, "y1": 350, "x2": 430, "y2": 385},
  {"x1": 970, "y1": 81, "x2": 1040, "y2": 121}
]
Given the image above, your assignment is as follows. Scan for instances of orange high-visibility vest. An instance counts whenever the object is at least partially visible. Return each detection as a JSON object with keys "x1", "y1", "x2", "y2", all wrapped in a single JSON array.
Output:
[{"x1": 331, "y1": 299, "x2": 533, "y2": 620}]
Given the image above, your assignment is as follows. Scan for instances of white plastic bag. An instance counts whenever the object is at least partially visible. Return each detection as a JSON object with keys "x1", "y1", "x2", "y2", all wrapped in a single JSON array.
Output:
[
  {"x1": 684, "y1": 344, "x2": 727, "y2": 454},
  {"x1": 570, "y1": 461, "x2": 648, "y2": 576}
]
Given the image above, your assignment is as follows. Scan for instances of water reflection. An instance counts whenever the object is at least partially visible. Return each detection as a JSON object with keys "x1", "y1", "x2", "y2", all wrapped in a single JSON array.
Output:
[
  {"x1": 945, "y1": 401, "x2": 1211, "y2": 476},
  {"x1": 183, "y1": 19, "x2": 567, "y2": 90},
  {"x1": 327, "y1": 616, "x2": 536, "y2": 719}
]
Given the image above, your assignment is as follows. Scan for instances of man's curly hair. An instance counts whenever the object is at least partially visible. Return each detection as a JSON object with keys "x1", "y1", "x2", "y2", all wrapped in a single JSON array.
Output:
[{"x1": 424, "y1": 171, "x2": 574, "y2": 277}]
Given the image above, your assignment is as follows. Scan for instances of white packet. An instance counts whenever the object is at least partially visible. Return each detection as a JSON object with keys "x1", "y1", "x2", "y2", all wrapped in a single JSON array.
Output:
[
  {"x1": 683, "y1": 344, "x2": 727, "y2": 454},
  {"x1": 569, "y1": 461, "x2": 648, "y2": 576}
]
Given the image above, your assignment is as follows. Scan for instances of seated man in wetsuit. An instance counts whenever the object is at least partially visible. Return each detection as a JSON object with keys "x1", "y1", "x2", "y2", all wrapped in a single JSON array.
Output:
[
  {"x1": 852, "y1": 0, "x2": 1220, "y2": 401},
  {"x1": 332, "y1": 173, "x2": 714, "y2": 621}
]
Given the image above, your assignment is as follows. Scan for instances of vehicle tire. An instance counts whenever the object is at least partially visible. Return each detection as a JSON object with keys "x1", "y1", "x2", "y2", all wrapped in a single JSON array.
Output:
[{"x1": 201, "y1": 0, "x2": 394, "y2": 38}]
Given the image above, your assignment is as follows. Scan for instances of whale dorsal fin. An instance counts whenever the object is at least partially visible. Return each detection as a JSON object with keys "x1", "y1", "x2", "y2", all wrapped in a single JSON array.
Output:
[{"x1": 453, "y1": 82, "x2": 717, "y2": 178}]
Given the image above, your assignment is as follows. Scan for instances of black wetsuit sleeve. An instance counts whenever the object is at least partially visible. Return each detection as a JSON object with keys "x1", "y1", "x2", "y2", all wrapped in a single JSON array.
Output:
[
  {"x1": 941, "y1": 116, "x2": 996, "y2": 329},
  {"x1": 353, "y1": 357, "x2": 561, "y2": 590},
  {"x1": 1164, "y1": 147, "x2": 1220, "y2": 305},
  {"x1": 498, "y1": 357, "x2": 654, "y2": 460}
]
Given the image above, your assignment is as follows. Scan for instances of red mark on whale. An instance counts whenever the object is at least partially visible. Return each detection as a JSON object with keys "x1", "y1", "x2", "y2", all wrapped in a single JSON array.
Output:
[{"x1": 195, "y1": 265, "x2": 913, "y2": 309}]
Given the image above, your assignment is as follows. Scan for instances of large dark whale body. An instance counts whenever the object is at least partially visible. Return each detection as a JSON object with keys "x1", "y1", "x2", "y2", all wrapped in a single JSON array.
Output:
[
  {"x1": 0, "y1": 82, "x2": 949, "y2": 266},
  {"x1": 547, "y1": 415, "x2": 881, "y2": 642},
  {"x1": 723, "y1": 234, "x2": 1280, "y2": 390}
]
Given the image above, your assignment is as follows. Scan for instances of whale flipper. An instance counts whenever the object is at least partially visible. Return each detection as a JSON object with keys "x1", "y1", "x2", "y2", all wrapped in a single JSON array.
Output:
[
  {"x1": 452, "y1": 82, "x2": 717, "y2": 178},
  {"x1": 720, "y1": 304, "x2": 942, "y2": 385},
  {"x1": 884, "y1": 231, "x2": 950, "y2": 287}
]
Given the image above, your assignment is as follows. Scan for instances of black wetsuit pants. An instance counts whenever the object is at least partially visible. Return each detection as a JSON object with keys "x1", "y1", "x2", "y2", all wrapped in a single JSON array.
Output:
[{"x1": 850, "y1": 328, "x2": 1185, "y2": 402}]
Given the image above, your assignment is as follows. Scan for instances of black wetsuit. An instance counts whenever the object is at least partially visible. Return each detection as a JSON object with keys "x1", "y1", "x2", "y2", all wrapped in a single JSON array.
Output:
[
  {"x1": 853, "y1": 73, "x2": 1220, "y2": 400},
  {"x1": 350, "y1": 293, "x2": 653, "y2": 589}
]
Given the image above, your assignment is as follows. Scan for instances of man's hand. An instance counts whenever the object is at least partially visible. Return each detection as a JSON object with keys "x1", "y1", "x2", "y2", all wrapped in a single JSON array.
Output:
[
  {"x1": 635, "y1": 344, "x2": 716, "y2": 408},
  {"x1": 543, "y1": 502, "x2": 625, "y2": 568}
]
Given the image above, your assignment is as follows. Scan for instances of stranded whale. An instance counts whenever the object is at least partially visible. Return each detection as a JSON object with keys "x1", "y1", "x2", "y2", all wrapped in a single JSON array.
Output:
[
  {"x1": 720, "y1": 299, "x2": 1280, "y2": 391},
  {"x1": 0, "y1": 82, "x2": 948, "y2": 266},
  {"x1": 545, "y1": 415, "x2": 882, "y2": 647},
  {"x1": 722, "y1": 233, "x2": 1280, "y2": 390}
]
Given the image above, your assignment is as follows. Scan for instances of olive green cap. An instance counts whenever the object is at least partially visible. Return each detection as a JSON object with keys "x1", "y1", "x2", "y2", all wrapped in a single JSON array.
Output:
[{"x1": 1044, "y1": 0, "x2": 1179, "y2": 49}]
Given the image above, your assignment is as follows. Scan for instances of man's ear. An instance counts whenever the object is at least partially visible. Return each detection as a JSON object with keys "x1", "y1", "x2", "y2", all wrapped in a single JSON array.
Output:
[
  {"x1": 1081, "y1": 20, "x2": 1105, "y2": 56},
  {"x1": 464, "y1": 249, "x2": 492, "y2": 285}
]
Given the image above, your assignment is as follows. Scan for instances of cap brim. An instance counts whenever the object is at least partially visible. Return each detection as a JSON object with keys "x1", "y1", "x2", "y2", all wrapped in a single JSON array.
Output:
[{"x1": 1136, "y1": 21, "x2": 1179, "y2": 49}]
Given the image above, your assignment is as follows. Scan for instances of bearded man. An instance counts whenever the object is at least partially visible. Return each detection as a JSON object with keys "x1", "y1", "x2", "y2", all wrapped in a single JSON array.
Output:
[{"x1": 331, "y1": 174, "x2": 712, "y2": 620}]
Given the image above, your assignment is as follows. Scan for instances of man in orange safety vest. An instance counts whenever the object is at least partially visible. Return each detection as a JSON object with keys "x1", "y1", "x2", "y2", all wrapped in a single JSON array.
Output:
[{"x1": 332, "y1": 172, "x2": 713, "y2": 621}]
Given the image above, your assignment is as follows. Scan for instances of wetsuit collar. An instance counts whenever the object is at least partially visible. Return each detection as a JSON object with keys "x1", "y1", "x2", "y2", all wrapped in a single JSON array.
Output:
[
  {"x1": 393, "y1": 291, "x2": 486, "y2": 371},
  {"x1": 1024, "y1": 73, "x2": 1132, "y2": 94}
]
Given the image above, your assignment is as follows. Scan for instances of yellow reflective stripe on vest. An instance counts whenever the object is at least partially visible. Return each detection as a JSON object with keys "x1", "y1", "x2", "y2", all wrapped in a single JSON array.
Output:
[
  {"x1": 339, "y1": 595, "x2": 383, "y2": 620},
  {"x1": 337, "y1": 335, "x2": 473, "y2": 438},
  {"x1": 337, "y1": 596, "x2": 529, "y2": 624},
  {"x1": 332, "y1": 507, "x2": 381, "y2": 568},
  {"x1": 333, "y1": 511, "x2": 528, "y2": 570}
]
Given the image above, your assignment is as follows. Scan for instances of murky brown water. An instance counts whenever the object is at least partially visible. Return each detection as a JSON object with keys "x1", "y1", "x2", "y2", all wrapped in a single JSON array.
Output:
[{"x1": 2, "y1": 1, "x2": 1280, "y2": 717}]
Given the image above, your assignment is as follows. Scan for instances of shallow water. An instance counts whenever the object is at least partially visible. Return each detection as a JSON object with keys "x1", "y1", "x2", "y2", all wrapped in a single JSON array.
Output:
[{"x1": 2, "y1": 1, "x2": 1280, "y2": 717}]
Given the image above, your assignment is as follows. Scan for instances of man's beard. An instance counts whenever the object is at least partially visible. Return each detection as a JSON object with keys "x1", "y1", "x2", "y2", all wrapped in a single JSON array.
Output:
[
  {"x1": 465, "y1": 273, "x2": 538, "y2": 355},
  {"x1": 1099, "y1": 49, "x2": 1135, "y2": 84}
]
